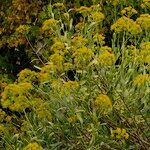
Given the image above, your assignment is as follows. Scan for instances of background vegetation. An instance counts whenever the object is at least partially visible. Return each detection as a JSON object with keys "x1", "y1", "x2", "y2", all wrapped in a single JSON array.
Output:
[{"x1": 0, "y1": 0, "x2": 150, "y2": 149}]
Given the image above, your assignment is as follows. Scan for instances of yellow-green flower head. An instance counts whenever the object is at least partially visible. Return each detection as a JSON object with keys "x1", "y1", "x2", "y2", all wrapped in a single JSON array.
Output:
[
  {"x1": 1, "y1": 82, "x2": 33, "y2": 111},
  {"x1": 16, "y1": 25, "x2": 30, "y2": 34},
  {"x1": 61, "y1": 81, "x2": 79, "y2": 95},
  {"x1": 50, "y1": 40, "x2": 67, "y2": 54},
  {"x1": 111, "y1": 16, "x2": 142, "y2": 35},
  {"x1": 108, "y1": 0, "x2": 120, "y2": 6},
  {"x1": 68, "y1": 115, "x2": 78, "y2": 123},
  {"x1": 111, "y1": 128, "x2": 129, "y2": 141},
  {"x1": 139, "y1": 42, "x2": 150, "y2": 60},
  {"x1": 72, "y1": 46, "x2": 94, "y2": 68},
  {"x1": 49, "y1": 53, "x2": 64, "y2": 71},
  {"x1": 76, "y1": 6, "x2": 91, "y2": 14},
  {"x1": 38, "y1": 64, "x2": 56, "y2": 83},
  {"x1": 136, "y1": 14, "x2": 150, "y2": 30},
  {"x1": 53, "y1": 3, "x2": 65, "y2": 9},
  {"x1": 134, "y1": 74, "x2": 149, "y2": 87},
  {"x1": 93, "y1": 34, "x2": 105, "y2": 45},
  {"x1": 0, "y1": 124, "x2": 5, "y2": 135},
  {"x1": 95, "y1": 94, "x2": 112, "y2": 114},
  {"x1": 75, "y1": 22, "x2": 85, "y2": 32},
  {"x1": 89, "y1": 12, "x2": 105, "y2": 22},
  {"x1": 32, "y1": 98, "x2": 52, "y2": 121},
  {"x1": 41, "y1": 18, "x2": 58, "y2": 34},
  {"x1": 121, "y1": 6, "x2": 137, "y2": 17},
  {"x1": 90, "y1": 4, "x2": 102, "y2": 12},
  {"x1": 23, "y1": 142, "x2": 43, "y2": 150},
  {"x1": 97, "y1": 46, "x2": 115, "y2": 66},
  {"x1": 0, "y1": 109, "x2": 6, "y2": 121},
  {"x1": 141, "y1": 0, "x2": 150, "y2": 9},
  {"x1": 71, "y1": 35, "x2": 88, "y2": 48},
  {"x1": 17, "y1": 69, "x2": 38, "y2": 83}
]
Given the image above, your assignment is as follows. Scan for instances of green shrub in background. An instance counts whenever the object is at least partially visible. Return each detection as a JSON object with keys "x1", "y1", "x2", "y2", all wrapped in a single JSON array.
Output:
[{"x1": 0, "y1": 0, "x2": 150, "y2": 149}]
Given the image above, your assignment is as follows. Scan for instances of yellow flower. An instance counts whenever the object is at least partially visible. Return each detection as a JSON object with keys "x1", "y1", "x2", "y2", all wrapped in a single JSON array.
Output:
[
  {"x1": 108, "y1": 0, "x2": 120, "y2": 6},
  {"x1": 16, "y1": 25, "x2": 30, "y2": 34},
  {"x1": 72, "y1": 46, "x2": 94, "y2": 68},
  {"x1": 61, "y1": 81, "x2": 79, "y2": 96},
  {"x1": 97, "y1": 47, "x2": 115, "y2": 66},
  {"x1": 71, "y1": 35, "x2": 88, "y2": 48},
  {"x1": 141, "y1": 0, "x2": 150, "y2": 9},
  {"x1": 50, "y1": 40, "x2": 66, "y2": 54},
  {"x1": 0, "y1": 109, "x2": 6, "y2": 121},
  {"x1": 111, "y1": 16, "x2": 142, "y2": 35},
  {"x1": 111, "y1": 128, "x2": 129, "y2": 141},
  {"x1": 139, "y1": 42, "x2": 150, "y2": 62},
  {"x1": 89, "y1": 12, "x2": 105, "y2": 22},
  {"x1": 0, "y1": 124, "x2": 5, "y2": 135},
  {"x1": 95, "y1": 94, "x2": 112, "y2": 114},
  {"x1": 41, "y1": 18, "x2": 58, "y2": 34},
  {"x1": 93, "y1": 34, "x2": 105, "y2": 45},
  {"x1": 121, "y1": 6, "x2": 137, "y2": 17},
  {"x1": 38, "y1": 64, "x2": 56, "y2": 83},
  {"x1": 53, "y1": 3, "x2": 65, "y2": 9},
  {"x1": 134, "y1": 74, "x2": 149, "y2": 87},
  {"x1": 32, "y1": 98, "x2": 52, "y2": 121},
  {"x1": 23, "y1": 142, "x2": 43, "y2": 150},
  {"x1": 49, "y1": 53, "x2": 64, "y2": 71},
  {"x1": 75, "y1": 22, "x2": 85, "y2": 32},
  {"x1": 68, "y1": 115, "x2": 78, "y2": 123},
  {"x1": 1, "y1": 82, "x2": 33, "y2": 111},
  {"x1": 136, "y1": 14, "x2": 150, "y2": 30},
  {"x1": 17, "y1": 69, "x2": 38, "y2": 83},
  {"x1": 76, "y1": 6, "x2": 91, "y2": 14}
]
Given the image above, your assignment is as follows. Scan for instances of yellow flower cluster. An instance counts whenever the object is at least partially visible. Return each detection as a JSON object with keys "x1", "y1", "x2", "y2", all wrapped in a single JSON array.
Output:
[
  {"x1": 0, "y1": 109, "x2": 6, "y2": 121},
  {"x1": 12, "y1": 0, "x2": 27, "y2": 11},
  {"x1": 50, "y1": 40, "x2": 66, "y2": 54},
  {"x1": 72, "y1": 46, "x2": 94, "y2": 68},
  {"x1": 111, "y1": 128, "x2": 129, "y2": 141},
  {"x1": 68, "y1": 115, "x2": 78, "y2": 123},
  {"x1": 75, "y1": 22, "x2": 85, "y2": 32},
  {"x1": 139, "y1": 42, "x2": 150, "y2": 68},
  {"x1": 7, "y1": 35, "x2": 27, "y2": 47},
  {"x1": 1, "y1": 82, "x2": 33, "y2": 111},
  {"x1": 108, "y1": 0, "x2": 120, "y2": 6},
  {"x1": 61, "y1": 81, "x2": 79, "y2": 96},
  {"x1": 32, "y1": 98, "x2": 52, "y2": 121},
  {"x1": 134, "y1": 74, "x2": 149, "y2": 87},
  {"x1": 41, "y1": 18, "x2": 58, "y2": 34},
  {"x1": 141, "y1": 0, "x2": 150, "y2": 9},
  {"x1": 95, "y1": 94, "x2": 112, "y2": 114},
  {"x1": 71, "y1": 35, "x2": 88, "y2": 48},
  {"x1": 121, "y1": 6, "x2": 137, "y2": 17},
  {"x1": 38, "y1": 64, "x2": 56, "y2": 83},
  {"x1": 89, "y1": 12, "x2": 105, "y2": 22},
  {"x1": 93, "y1": 34, "x2": 105, "y2": 45},
  {"x1": 111, "y1": 16, "x2": 142, "y2": 35},
  {"x1": 76, "y1": 6, "x2": 91, "y2": 14},
  {"x1": 23, "y1": 142, "x2": 43, "y2": 150},
  {"x1": 17, "y1": 69, "x2": 38, "y2": 83},
  {"x1": 53, "y1": 3, "x2": 65, "y2": 10},
  {"x1": 0, "y1": 124, "x2": 5, "y2": 135},
  {"x1": 97, "y1": 46, "x2": 115, "y2": 66},
  {"x1": 49, "y1": 53, "x2": 64, "y2": 71},
  {"x1": 136, "y1": 14, "x2": 150, "y2": 30},
  {"x1": 16, "y1": 25, "x2": 30, "y2": 34}
]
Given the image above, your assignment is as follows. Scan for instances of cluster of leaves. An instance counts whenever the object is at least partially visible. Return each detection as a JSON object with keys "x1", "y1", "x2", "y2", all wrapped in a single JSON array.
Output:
[{"x1": 0, "y1": 0, "x2": 150, "y2": 149}]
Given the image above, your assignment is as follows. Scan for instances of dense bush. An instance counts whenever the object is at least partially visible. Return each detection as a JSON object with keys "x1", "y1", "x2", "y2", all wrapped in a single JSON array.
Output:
[{"x1": 0, "y1": 0, "x2": 150, "y2": 149}]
